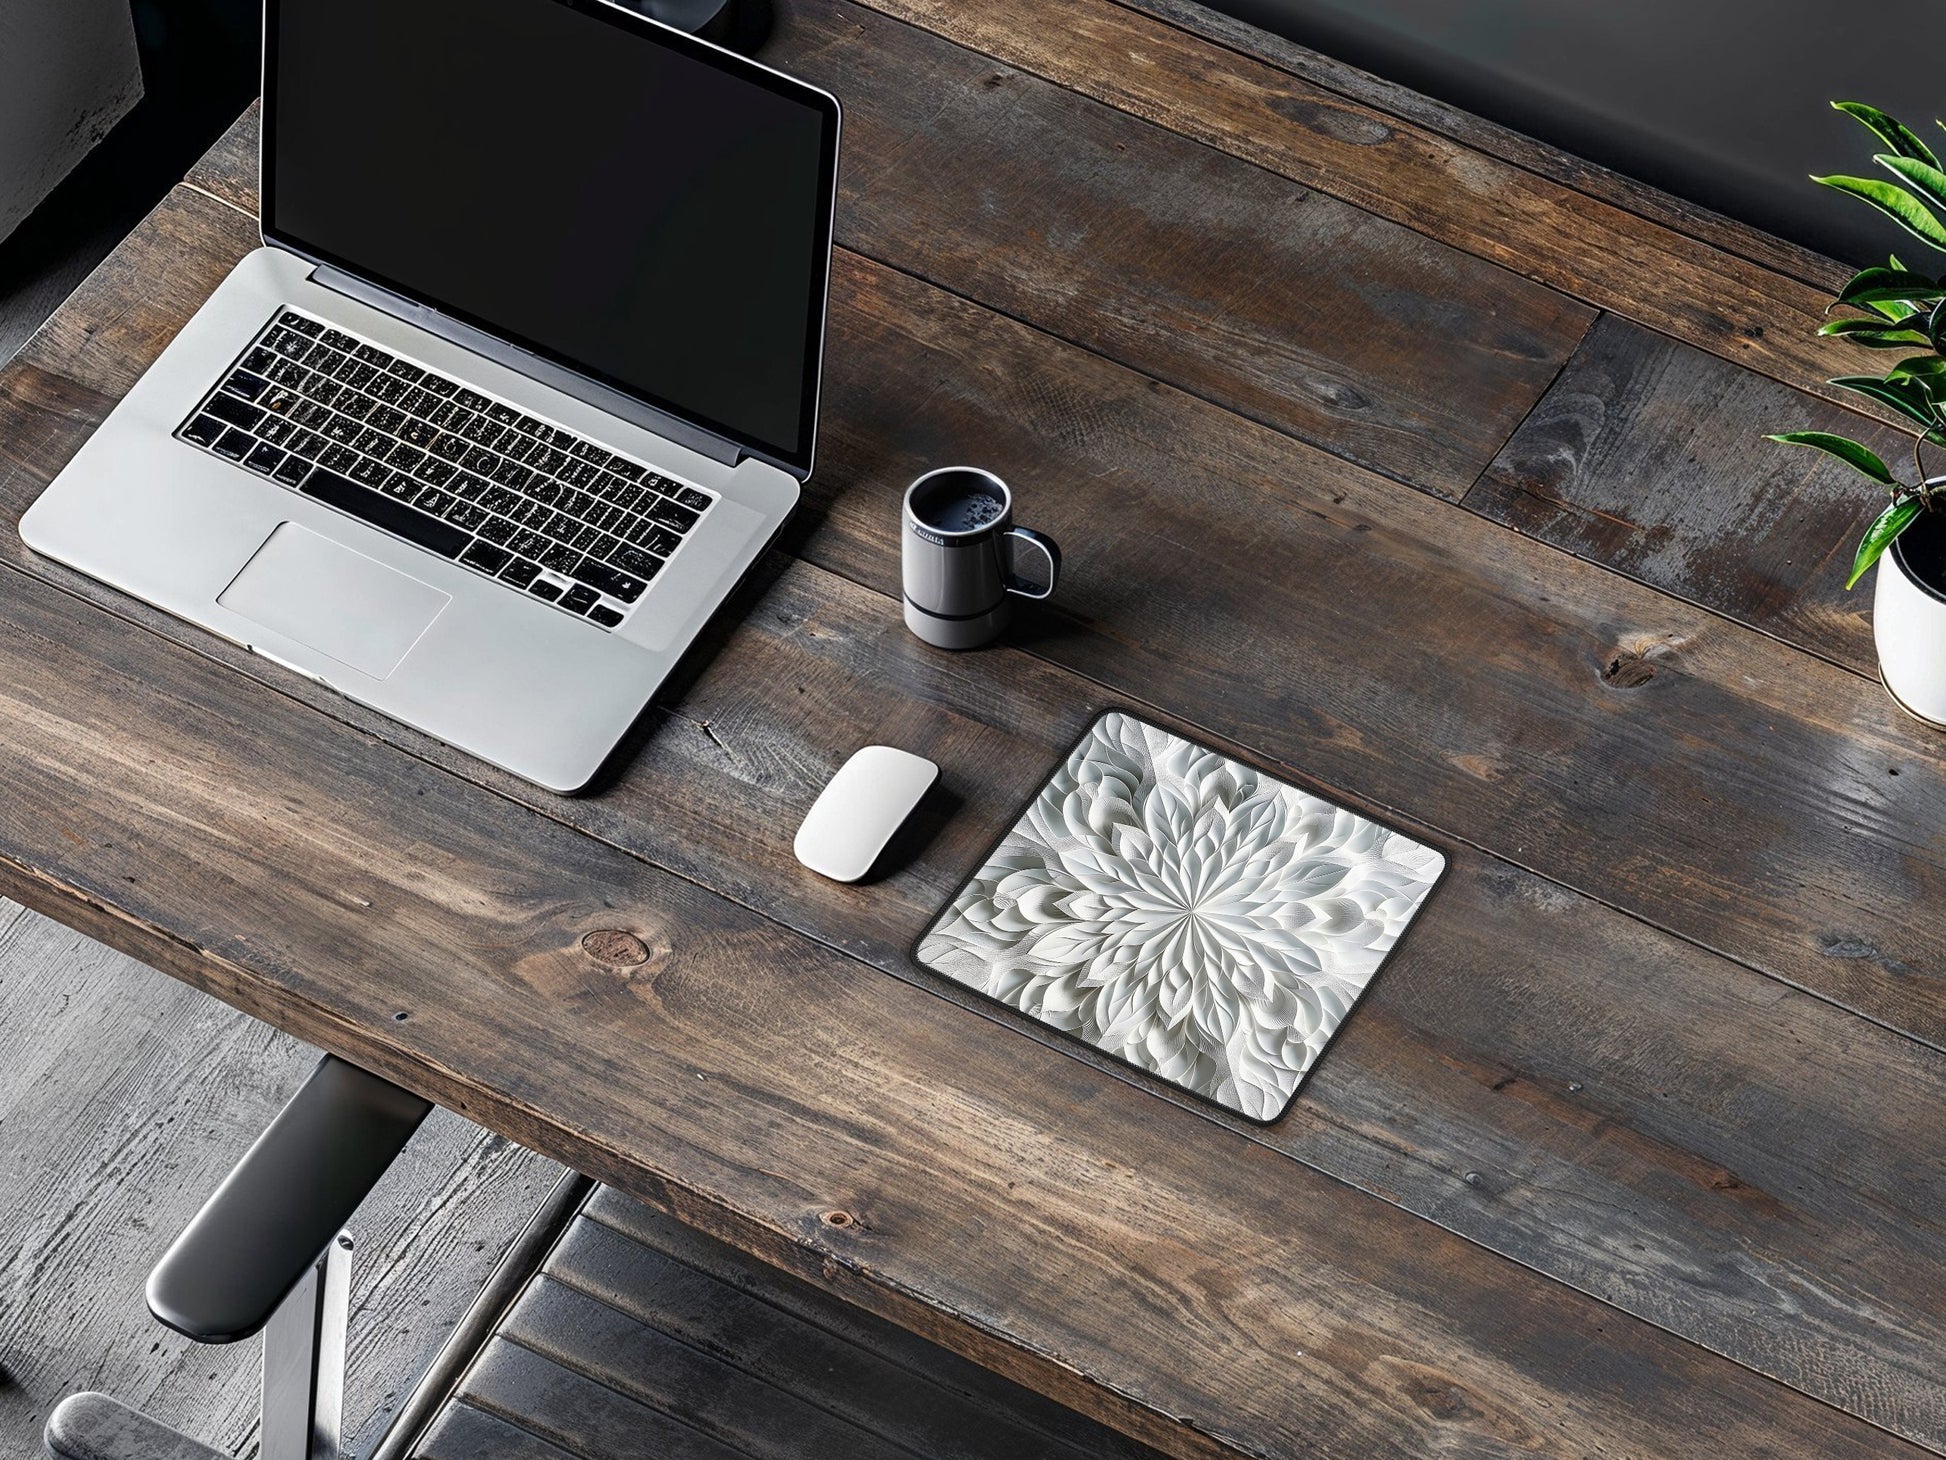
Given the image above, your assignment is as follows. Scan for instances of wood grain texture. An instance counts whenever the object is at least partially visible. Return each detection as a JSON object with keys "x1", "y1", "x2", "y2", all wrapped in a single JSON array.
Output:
[
  {"x1": 0, "y1": 900, "x2": 563, "y2": 1459},
  {"x1": 1467, "y1": 315, "x2": 1907, "y2": 675},
  {"x1": 3, "y1": 183, "x2": 1944, "y2": 1447},
  {"x1": 0, "y1": 478, "x2": 1928, "y2": 1460},
  {"x1": 184, "y1": 0, "x2": 1597, "y2": 507},
  {"x1": 1110, "y1": 0, "x2": 1848, "y2": 293},
  {"x1": 838, "y1": 0, "x2": 1908, "y2": 436}
]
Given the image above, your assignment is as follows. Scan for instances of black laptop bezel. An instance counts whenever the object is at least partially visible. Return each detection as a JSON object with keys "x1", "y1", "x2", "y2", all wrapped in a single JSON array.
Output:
[{"x1": 259, "y1": 0, "x2": 842, "y2": 480}]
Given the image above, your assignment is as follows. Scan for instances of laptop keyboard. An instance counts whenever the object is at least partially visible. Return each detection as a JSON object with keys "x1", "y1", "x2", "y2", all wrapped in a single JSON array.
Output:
[{"x1": 174, "y1": 310, "x2": 717, "y2": 631}]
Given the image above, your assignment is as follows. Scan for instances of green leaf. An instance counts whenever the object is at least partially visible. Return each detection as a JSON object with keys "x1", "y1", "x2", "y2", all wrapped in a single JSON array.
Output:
[
  {"x1": 1813, "y1": 174, "x2": 1946, "y2": 250},
  {"x1": 1818, "y1": 315, "x2": 1932, "y2": 346},
  {"x1": 1887, "y1": 353, "x2": 1946, "y2": 381},
  {"x1": 1930, "y1": 299, "x2": 1946, "y2": 353},
  {"x1": 1827, "y1": 373, "x2": 1943, "y2": 430},
  {"x1": 1837, "y1": 266, "x2": 1946, "y2": 305},
  {"x1": 1848, "y1": 497, "x2": 1924, "y2": 588},
  {"x1": 1834, "y1": 101, "x2": 1941, "y2": 168},
  {"x1": 1880, "y1": 153, "x2": 1946, "y2": 215},
  {"x1": 1765, "y1": 431, "x2": 1898, "y2": 484}
]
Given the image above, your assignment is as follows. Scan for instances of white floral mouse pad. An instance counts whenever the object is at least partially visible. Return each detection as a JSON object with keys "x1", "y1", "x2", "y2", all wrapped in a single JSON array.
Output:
[{"x1": 915, "y1": 712, "x2": 1445, "y2": 1122}]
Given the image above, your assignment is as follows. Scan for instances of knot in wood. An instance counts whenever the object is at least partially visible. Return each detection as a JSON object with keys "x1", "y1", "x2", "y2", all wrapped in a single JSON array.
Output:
[{"x1": 581, "y1": 929, "x2": 651, "y2": 966}]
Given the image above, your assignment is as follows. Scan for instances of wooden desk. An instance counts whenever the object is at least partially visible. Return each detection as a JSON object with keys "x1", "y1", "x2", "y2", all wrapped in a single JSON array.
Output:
[{"x1": 2, "y1": 3, "x2": 1940, "y2": 1456}]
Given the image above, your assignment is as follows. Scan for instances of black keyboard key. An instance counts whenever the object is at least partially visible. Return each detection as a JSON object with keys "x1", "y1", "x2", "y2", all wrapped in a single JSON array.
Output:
[
  {"x1": 266, "y1": 358, "x2": 308, "y2": 387},
  {"x1": 527, "y1": 445, "x2": 567, "y2": 475},
  {"x1": 627, "y1": 522, "x2": 681, "y2": 556},
  {"x1": 213, "y1": 427, "x2": 254, "y2": 460},
  {"x1": 428, "y1": 399, "x2": 467, "y2": 429},
  {"x1": 398, "y1": 418, "x2": 439, "y2": 447},
  {"x1": 352, "y1": 427, "x2": 390, "y2": 456},
  {"x1": 301, "y1": 469, "x2": 467, "y2": 558},
  {"x1": 412, "y1": 458, "x2": 457, "y2": 486},
  {"x1": 354, "y1": 342, "x2": 393, "y2": 366},
  {"x1": 569, "y1": 440, "x2": 612, "y2": 466},
  {"x1": 243, "y1": 347, "x2": 279, "y2": 375},
  {"x1": 367, "y1": 374, "x2": 406, "y2": 405},
  {"x1": 568, "y1": 558, "x2": 647, "y2": 603},
  {"x1": 610, "y1": 545, "x2": 666, "y2": 580},
  {"x1": 290, "y1": 401, "x2": 332, "y2": 428},
  {"x1": 265, "y1": 326, "x2": 309, "y2": 355},
  {"x1": 320, "y1": 444, "x2": 360, "y2": 473},
  {"x1": 244, "y1": 442, "x2": 286, "y2": 475},
  {"x1": 499, "y1": 557, "x2": 541, "y2": 588},
  {"x1": 452, "y1": 387, "x2": 491, "y2": 412},
  {"x1": 490, "y1": 460, "x2": 535, "y2": 492},
  {"x1": 205, "y1": 393, "x2": 266, "y2": 431},
  {"x1": 485, "y1": 402, "x2": 521, "y2": 426},
  {"x1": 415, "y1": 487, "x2": 455, "y2": 516},
  {"x1": 337, "y1": 392, "x2": 376, "y2": 421},
  {"x1": 181, "y1": 414, "x2": 225, "y2": 447},
  {"x1": 674, "y1": 486, "x2": 712, "y2": 512},
  {"x1": 430, "y1": 432, "x2": 468, "y2": 462},
  {"x1": 446, "y1": 500, "x2": 489, "y2": 531},
  {"x1": 387, "y1": 360, "x2": 425, "y2": 384},
  {"x1": 610, "y1": 482, "x2": 646, "y2": 512},
  {"x1": 258, "y1": 417, "x2": 298, "y2": 446},
  {"x1": 381, "y1": 472, "x2": 420, "y2": 502},
  {"x1": 350, "y1": 455, "x2": 392, "y2": 488},
  {"x1": 644, "y1": 496, "x2": 699, "y2": 532},
  {"x1": 561, "y1": 459, "x2": 600, "y2": 489},
  {"x1": 223, "y1": 371, "x2": 269, "y2": 402},
  {"x1": 529, "y1": 579, "x2": 564, "y2": 602},
  {"x1": 368, "y1": 405, "x2": 407, "y2": 434},
  {"x1": 462, "y1": 446, "x2": 500, "y2": 474},
  {"x1": 480, "y1": 487, "x2": 522, "y2": 516},
  {"x1": 289, "y1": 431, "x2": 327, "y2": 460},
  {"x1": 301, "y1": 342, "x2": 341, "y2": 370},
  {"x1": 387, "y1": 443, "x2": 426, "y2": 471},
  {"x1": 420, "y1": 373, "x2": 459, "y2": 397},
  {"x1": 320, "y1": 328, "x2": 359, "y2": 352},
  {"x1": 272, "y1": 456, "x2": 312, "y2": 488},
  {"x1": 588, "y1": 604, "x2": 624, "y2": 629},
  {"x1": 559, "y1": 488, "x2": 598, "y2": 520},
  {"x1": 320, "y1": 416, "x2": 360, "y2": 444},
  {"x1": 308, "y1": 379, "x2": 344, "y2": 407},
  {"x1": 560, "y1": 584, "x2": 599, "y2": 614},
  {"x1": 450, "y1": 472, "x2": 489, "y2": 500},
  {"x1": 261, "y1": 387, "x2": 301, "y2": 416},
  {"x1": 461, "y1": 540, "x2": 512, "y2": 574},
  {"x1": 478, "y1": 516, "x2": 517, "y2": 545},
  {"x1": 609, "y1": 459, "x2": 645, "y2": 482},
  {"x1": 510, "y1": 530, "x2": 552, "y2": 560},
  {"x1": 540, "y1": 543, "x2": 581, "y2": 574},
  {"x1": 568, "y1": 523, "x2": 601, "y2": 552},
  {"x1": 281, "y1": 312, "x2": 324, "y2": 337}
]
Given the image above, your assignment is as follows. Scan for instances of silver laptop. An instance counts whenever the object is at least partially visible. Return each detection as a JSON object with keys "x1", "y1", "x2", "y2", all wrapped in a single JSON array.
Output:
[{"x1": 21, "y1": 0, "x2": 841, "y2": 793}]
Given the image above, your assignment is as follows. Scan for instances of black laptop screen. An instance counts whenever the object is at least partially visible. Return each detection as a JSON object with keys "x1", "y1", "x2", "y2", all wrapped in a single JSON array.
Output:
[{"x1": 265, "y1": 0, "x2": 839, "y2": 474}]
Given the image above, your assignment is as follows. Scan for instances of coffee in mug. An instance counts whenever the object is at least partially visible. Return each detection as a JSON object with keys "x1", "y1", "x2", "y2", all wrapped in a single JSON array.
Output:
[{"x1": 902, "y1": 467, "x2": 1059, "y2": 650}]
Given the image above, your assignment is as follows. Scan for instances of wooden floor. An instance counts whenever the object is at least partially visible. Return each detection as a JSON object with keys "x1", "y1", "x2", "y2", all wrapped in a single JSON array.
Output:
[
  {"x1": 0, "y1": 897, "x2": 564, "y2": 1458},
  {"x1": 406, "y1": 1187, "x2": 1166, "y2": 1460}
]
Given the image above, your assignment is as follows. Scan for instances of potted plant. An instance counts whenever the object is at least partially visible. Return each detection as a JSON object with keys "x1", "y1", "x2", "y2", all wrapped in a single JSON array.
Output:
[{"x1": 1769, "y1": 101, "x2": 1946, "y2": 726}]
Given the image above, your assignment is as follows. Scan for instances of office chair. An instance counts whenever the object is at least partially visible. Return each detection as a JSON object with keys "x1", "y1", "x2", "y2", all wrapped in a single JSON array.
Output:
[{"x1": 43, "y1": 1056, "x2": 430, "y2": 1460}]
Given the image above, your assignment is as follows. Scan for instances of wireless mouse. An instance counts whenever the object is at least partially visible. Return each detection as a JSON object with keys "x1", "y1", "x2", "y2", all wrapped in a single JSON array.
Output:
[{"x1": 794, "y1": 745, "x2": 940, "y2": 882}]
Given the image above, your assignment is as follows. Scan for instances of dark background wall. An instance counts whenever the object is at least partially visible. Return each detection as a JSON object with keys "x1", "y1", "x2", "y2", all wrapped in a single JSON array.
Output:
[{"x1": 1214, "y1": 0, "x2": 1946, "y2": 266}]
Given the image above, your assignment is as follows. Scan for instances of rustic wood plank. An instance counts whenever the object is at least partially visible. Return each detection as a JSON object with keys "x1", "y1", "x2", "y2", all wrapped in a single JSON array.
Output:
[
  {"x1": 416, "y1": 1402, "x2": 580, "y2": 1460},
  {"x1": 0, "y1": 900, "x2": 563, "y2": 1458},
  {"x1": 4, "y1": 183, "x2": 1945, "y2": 1446},
  {"x1": 1466, "y1": 314, "x2": 1905, "y2": 675},
  {"x1": 0, "y1": 508, "x2": 1925, "y2": 1459},
  {"x1": 182, "y1": 0, "x2": 1595, "y2": 506},
  {"x1": 454, "y1": 1341, "x2": 747, "y2": 1460},
  {"x1": 557, "y1": 1200, "x2": 1157, "y2": 1460},
  {"x1": 1110, "y1": 0, "x2": 1848, "y2": 293},
  {"x1": 830, "y1": 0, "x2": 1903, "y2": 436},
  {"x1": 169, "y1": 121, "x2": 1946, "y2": 1049}
]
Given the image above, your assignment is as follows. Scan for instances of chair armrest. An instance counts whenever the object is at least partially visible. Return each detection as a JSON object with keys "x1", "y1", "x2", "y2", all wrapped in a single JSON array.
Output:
[{"x1": 145, "y1": 1056, "x2": 430, "y2": 1343}]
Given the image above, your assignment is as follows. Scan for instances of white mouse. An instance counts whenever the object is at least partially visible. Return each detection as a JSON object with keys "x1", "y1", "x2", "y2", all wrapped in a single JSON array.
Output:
[{"x1": 794, "y1": 746, "x2": 940, "y2": 882}]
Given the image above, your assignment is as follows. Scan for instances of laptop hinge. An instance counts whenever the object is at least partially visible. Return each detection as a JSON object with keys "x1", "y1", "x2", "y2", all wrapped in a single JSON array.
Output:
[{"x1": 310, "y1": 265, "x2": 743, "y2": 469}]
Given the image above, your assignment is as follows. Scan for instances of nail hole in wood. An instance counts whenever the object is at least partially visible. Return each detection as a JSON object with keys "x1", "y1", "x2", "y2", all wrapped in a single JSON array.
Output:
[{"x1": 821, "y1": 1209, "x2": 854, "y2": 1229}]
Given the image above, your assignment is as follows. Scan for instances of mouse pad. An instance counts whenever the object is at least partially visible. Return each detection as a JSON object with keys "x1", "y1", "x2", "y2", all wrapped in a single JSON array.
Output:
[{"x1": 916, "y1": 712, "x2": 1445, "y2": 1121}]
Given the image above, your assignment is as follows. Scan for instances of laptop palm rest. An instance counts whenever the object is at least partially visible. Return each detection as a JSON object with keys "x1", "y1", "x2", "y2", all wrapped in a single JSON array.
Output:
[{"x1": 218, "y1": 523, "x2": 449, "y2": 681}]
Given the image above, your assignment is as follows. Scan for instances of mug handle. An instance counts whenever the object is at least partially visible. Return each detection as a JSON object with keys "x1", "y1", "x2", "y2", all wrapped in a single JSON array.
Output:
[{"x1": 1004, "y1": 526, "x2": 1061, "y2": 600}]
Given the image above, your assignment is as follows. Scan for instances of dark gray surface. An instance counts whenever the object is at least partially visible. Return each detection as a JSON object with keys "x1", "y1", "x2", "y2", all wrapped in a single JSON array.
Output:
[
  {"x1": 43, "y1": 1393, "x2": 227, "y2": 1460},
  {"x1": 397, "y1": 1185, "x2": 1168, "y2": 1460},
  {"x1": 1215, "y1": 0, "x2": 1946, "y2": 264}
]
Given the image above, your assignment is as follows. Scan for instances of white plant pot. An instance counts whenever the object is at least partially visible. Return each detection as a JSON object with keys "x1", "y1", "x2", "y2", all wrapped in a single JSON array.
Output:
[{"x1": 1874, "y1": 507, "x2": 1946, "y2": 729}]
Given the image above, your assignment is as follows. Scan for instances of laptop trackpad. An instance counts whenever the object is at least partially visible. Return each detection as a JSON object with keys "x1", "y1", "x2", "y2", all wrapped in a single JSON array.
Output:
[{"x1": 218, "y1": 523, "x2": 449, "y2": 681}]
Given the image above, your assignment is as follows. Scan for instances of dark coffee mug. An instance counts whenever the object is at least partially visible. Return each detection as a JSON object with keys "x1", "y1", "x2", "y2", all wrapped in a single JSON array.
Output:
[{"x1": 902, "y1": 467, "x2": 1060, "y2": 650}]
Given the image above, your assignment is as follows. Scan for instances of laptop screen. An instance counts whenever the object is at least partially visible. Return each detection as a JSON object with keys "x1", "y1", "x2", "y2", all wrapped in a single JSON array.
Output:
[{"x1": 264, "y1": 0, "x2": 840, "y2": 475}]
